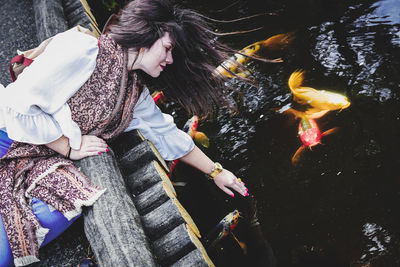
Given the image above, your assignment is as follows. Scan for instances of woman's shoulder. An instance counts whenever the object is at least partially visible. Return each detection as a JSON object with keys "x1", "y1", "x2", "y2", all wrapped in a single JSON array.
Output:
[{"x1": 48, "y1": 26, "x2": 98, "y2": 53}]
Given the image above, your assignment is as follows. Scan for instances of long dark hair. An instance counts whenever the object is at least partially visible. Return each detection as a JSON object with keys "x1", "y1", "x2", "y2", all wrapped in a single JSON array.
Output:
[{"x1": 108, "y1": 0, "x2": 233, "y2": 118}]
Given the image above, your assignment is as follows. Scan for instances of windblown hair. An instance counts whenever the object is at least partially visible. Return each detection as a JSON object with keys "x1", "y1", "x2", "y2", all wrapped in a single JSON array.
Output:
[{"x1": 108, "y1": 0, "x2": 233, "y2": 118}]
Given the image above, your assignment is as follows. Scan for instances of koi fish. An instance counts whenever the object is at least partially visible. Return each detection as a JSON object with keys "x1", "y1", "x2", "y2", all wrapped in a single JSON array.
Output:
[
  {"x1": 168, "y1": 115, "x2": 210, "y2": 177},
  {"x1": 215, "y1": 32, "x2": 294, "y2": 78},
  {"x1": 151, "y1": 90, "x2": 166, "y2": 104},
  {"x1": 204, "y1": 210, "x2": 247, "y2": 253},
  {"x1": 288, "y1": 70, "x2": 350, "y2": 114},
  {"x1": 283, "y1": 108, "x2": 339, "y2": 165},
  {"x1": 181, "y1": 115, "x2": 210, "y2": 148}
]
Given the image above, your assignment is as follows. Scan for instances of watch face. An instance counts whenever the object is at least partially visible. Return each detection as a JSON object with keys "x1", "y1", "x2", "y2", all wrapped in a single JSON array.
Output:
[{"x1": 215, "y1": 163, "x2": 223, "y2": 170}]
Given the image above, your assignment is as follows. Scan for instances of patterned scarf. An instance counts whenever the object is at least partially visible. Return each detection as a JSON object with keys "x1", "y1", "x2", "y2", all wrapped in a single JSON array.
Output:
[{"x1": 0, "y1": 34, "x2": 139, "y2": 266}]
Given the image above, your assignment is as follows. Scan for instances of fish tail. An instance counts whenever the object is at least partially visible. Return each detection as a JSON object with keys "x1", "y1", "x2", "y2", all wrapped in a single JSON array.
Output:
[
  {"x1": 292, "y1": 145, "x2": 306, "y2": 165},
  {"x1": 288, "y1": 70, "x2": 305, "y2": 92}
]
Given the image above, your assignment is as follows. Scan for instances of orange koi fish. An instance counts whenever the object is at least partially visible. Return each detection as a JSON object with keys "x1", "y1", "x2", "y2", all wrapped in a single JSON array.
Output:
[
  {"x1": 283, "y1": 108, "x2": 338, "y2": 165},
  {"x1": 215, "y1": 32, "x2": 294, "y2": 78},
  {"x1": 288, "y1": 70, "x2": 350, "y2": 115},
  {"x1": 168, "y1": 116, "x2": 210, "y2": 177},
  {"x1": 181, "y1": 115, "x2": 210, "y2": 148}
]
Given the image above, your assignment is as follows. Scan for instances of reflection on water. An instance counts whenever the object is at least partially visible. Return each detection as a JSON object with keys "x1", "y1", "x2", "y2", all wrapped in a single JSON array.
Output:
[
  {"x1": 373, "y1": 0, "x2": 400, "y2": 25},
  {"x1": 361, "y1": 222, "x2": 392, "y2": 261},
  {"x1": 166, "y1": 0, "x2": 400, "y2": 266}
]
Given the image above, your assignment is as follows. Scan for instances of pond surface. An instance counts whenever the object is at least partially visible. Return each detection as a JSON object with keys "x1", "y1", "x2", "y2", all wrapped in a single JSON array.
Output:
[
  {"x1": 94, "y1": 0, "x2": 400, "y2": 266},
  {"x1": 165, "y1": 0, "x2": 400, "y2": 266}
]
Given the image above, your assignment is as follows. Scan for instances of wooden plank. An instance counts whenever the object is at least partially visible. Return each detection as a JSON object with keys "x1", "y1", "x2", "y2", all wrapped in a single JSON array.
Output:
[
  {"x1": 133, "y1": 181, "x2": 175, "y2": 216},
  {"x1": 152, "y1": 224, "x2": 213, "y2": 267},
  {"x1": 170, "y1": 249, "x2": 209, "y2": 267},
  {"x1": 74, "y1": 149, "x2": 157, "y2": 266},
  {"x1": 140, "y1": 196, "x2": 200, "y2": 241},
  {"x1": 119, "y1": 140, "x2": 169, "y2": 174},
  {"x1": 124, "y1": 160, "x2": 174, "y2": 196},
  {"x1": 141, "y1": 198, "x2": 187, "y2": 241},
  {"x1": 109, "y1": 130, "x2": 144, "y2": 158},
  {"x1": 33, "y1": 0, "x2": 68, "y2": 42},
  {"x1": 152, "y1": 224, "x2": 196, "y2": 266}
]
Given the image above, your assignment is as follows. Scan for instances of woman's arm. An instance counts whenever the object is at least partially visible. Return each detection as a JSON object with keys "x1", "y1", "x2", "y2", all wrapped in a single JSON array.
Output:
[
  {"x1": 179, "y1": 145, "x2": 248, "y2": 197},
  {"x1": 45, "y1": 135, "x2": 108, "y2": 160}
]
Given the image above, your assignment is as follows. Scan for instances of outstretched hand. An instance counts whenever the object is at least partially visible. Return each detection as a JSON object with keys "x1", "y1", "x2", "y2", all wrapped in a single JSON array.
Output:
[
  {"x1": 69, "y1": 135, "x2": 109, "y2": 160},
  {"x1": 213, "y1": 169, "x2": 248, "y2": 197}
]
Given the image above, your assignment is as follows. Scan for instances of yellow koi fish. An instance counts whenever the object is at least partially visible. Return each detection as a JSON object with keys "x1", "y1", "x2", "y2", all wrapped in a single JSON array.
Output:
[
  {"x1": 288, "y1": 70, "x2": 350, "y2": 114},
  {"x1": 216, "y1": 32, "x2": 294, "y2": 78}
]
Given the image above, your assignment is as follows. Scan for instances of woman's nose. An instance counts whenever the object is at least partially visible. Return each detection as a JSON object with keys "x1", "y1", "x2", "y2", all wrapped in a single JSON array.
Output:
[{"x1": 166, "y1": 51, "x2": 173, "y2": 64}]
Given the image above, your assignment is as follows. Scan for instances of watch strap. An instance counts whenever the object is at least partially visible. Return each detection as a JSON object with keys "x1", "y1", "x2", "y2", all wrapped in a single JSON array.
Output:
[{"x1": 208, "y1": 162, "x2": 223, "y2": 179}]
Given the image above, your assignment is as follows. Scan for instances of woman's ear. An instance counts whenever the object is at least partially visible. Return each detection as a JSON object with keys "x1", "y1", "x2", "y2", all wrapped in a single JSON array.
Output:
[{"x1": 102, "y1": 14, "x2": 117, "y2": 34}]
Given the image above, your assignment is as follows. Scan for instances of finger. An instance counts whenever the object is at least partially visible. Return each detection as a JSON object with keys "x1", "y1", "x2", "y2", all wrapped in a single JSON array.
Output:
[
  {"x1": 86, "y1": 136, "x2": 106, "y2": 144},
  {"x1": 219, "y1": 185, "x2": 235, "y2": 197},
  {"x1": 236, "y1": 178, "x2": 247, "y2": 191},
  {"x1": 231, "y1": 183, "x2": 247, "y2": 196},
  {"x1": 85, "y1": 151, "x2": 104, "y2": 157},
  {"x1": 84, "y1": 145, "x2": 109, "y2": 153}
]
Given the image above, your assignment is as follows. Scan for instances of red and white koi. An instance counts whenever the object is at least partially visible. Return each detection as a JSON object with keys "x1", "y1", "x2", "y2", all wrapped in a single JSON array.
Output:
[{"x1": 283, "y1": 108, "x2": 338, "y2": 165}]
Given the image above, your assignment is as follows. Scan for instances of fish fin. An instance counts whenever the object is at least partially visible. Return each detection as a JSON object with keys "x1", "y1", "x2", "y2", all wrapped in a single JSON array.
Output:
[
  {"x1": 194, "y1": 132, "x2": 210, "y2": 148},
  {"x1": 322, "y1": 127, "x2": 339, "y2": 136},
  {"x1": 281, "y1": 108, "x2": 304, "y2": 119},
  {"x1": 288, "y1": 70, "x2": 305, "y2": 91},
  {"x1": 231, "y1": 233, "x2": 247, "y2": 254},
  {"x1": 305, "y1": 108, "x2": 330, "y2": 119},
  {"x1": 262, "y1": 32, "x2": 295, "y2": 51},
  {"x1": 292, "y1": 145, "x2": 306, "y2": 165}
]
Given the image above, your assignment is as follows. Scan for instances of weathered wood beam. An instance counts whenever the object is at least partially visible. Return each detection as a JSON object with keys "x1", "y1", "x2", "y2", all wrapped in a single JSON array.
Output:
[
  {"x1": 74, "y1": 150, "x2": 157, "y2": 266},
  {"x1": 152, "y1": 224, "x2": 214, "y2": 266},
  {"x1": 133, "y1": 181, "x2": 175, "y2": 216},
  {"x1": 63, "y1": 0, "x2": 90, "y2": 28},
  {"x1": 124, "y1": 160, "x2": 174, "y2": 196},
  {"x1": 119, "y1": 140, "x2": 169, "y2": 174},
  {"x1": 141, "y1": 198, "x2": 200, "y2": 241},
  {"x1": 33, "y1": 0, "x2": 68, "y2": 42},
  {"x1": 109, "y1": 130, "x2": 145, "y2": 158},
  {"x1": 170, "y1": 249, "x2": 210, "y2": 267}
]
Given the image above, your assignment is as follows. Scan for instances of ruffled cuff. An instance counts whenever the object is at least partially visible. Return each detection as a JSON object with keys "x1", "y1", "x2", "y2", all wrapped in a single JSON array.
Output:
[
  {"x1": 0, "y1": 104, "x2": 82, "y2": 149},
  {"x1": 0, "y1": 106, "x2": 63, "y2": 146},
  {"x1": 153, "y1": 129, "x2": 195, "y2": 161}
]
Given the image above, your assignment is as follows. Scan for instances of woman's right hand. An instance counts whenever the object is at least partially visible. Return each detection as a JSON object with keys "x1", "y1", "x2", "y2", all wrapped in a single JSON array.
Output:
[{"x1": 69, "y1": 135, "x2": 109, "y2": 160}]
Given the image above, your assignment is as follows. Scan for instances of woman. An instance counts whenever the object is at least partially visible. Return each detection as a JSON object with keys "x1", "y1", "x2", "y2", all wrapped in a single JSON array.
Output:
[{"x1": 0, "y1": 0, "x2": 248, "y2": 266}]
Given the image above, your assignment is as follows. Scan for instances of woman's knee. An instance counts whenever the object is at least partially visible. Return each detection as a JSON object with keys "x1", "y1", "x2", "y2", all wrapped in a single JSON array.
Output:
[{"x1": 31, "y1": 197, "x2": 80, "y2": 246}]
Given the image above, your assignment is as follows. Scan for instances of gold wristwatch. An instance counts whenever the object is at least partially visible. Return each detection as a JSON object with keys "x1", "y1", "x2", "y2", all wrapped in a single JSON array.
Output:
[{"x1": 208, "y1": 162, "x2": 223, "y2": 179}]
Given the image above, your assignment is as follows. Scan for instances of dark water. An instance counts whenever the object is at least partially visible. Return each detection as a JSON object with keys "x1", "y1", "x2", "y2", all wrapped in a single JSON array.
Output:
[
  {"x1": 166, "y1": 0, "x2": 400, "y2": 266},
  {"x1": 92, "y1": 0, "x2": 400, "y2": 266}
]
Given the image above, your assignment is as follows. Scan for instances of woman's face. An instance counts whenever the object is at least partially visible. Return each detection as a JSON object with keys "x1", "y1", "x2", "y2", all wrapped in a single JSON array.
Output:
[{"x1": 129, "y1": 32, "x2": 174, "y2": 77}]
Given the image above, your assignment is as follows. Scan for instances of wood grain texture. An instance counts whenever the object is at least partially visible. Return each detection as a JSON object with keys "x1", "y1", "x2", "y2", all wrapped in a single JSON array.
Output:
[{"x1": 75, "y1": 149, "x2": 157, "y2": 266}]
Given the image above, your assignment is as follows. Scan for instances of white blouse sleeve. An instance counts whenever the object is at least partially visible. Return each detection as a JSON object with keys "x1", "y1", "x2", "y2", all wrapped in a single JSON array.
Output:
[
  {"x1": 0, "y1": 28, "x2": 99, "y2": 149},
  {"x1": 124, "y1": 88, "x2": 195, "y2": 161}
]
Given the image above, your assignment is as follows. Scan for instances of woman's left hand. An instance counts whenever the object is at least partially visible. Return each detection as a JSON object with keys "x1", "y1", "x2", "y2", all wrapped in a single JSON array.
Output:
[{"x1": 213, "y1": 169, "x2": 248, "y2": 197}]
